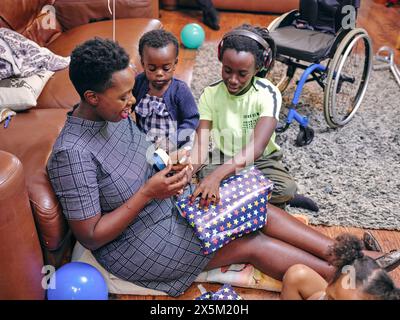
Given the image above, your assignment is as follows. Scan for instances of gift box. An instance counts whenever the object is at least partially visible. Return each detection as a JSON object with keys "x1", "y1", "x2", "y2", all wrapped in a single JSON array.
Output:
[
  {"x1": 176, "y1": 166, "x2": 274, "y2": 255},
  {"x1": 195, "y1": 284, "x2": 243, "y2": 300}
]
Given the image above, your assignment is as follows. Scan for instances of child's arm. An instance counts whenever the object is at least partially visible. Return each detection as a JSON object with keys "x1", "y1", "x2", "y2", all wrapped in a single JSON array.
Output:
[
  {"x1": 171, "y1": 120, "x2": 210, "y2": 179},
  {"x1": 191, "y1": 116, "x2": 276, "y2": 205},
  {"x1": 191, "y1": 80, "x2": 282, "y2": 205},
  {"x1": 173, "y1": 82, "x2": 200, "y2": 148},
  {"x1": 213, "y1": 116, "x2": 276, "y2": 176}
]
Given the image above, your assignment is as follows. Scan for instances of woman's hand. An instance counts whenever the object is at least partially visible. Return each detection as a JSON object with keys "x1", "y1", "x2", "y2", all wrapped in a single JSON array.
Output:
[
  {"x1": 142, "y1": 164, "x2": 189, "y2": 200},
  {"x1": 190, "y1": 172, "x2": 222, "y2": 207},
  {"x1": 170, "y1": 147, "x2": 193, "y2": 172}
]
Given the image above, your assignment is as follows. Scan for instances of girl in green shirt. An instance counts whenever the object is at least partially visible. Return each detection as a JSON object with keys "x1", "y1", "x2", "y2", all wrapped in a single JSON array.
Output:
[{"x1": 190, "y1": 24, "x2": 317, "y2": 212}]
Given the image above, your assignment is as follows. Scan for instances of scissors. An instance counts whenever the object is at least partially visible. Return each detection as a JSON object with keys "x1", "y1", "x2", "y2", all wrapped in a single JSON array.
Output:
[{"x1": 373, "y1": 46, "x2": 400, "y2": 87}]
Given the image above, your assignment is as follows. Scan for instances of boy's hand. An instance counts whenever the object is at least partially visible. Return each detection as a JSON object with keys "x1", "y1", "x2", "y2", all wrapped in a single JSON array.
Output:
[{"x1": 190, "y1": 172, "x2": 221, "y2": 208}]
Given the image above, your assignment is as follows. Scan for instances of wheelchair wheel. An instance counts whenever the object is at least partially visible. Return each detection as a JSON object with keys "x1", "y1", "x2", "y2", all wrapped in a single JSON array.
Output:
[{"x1": 324, "y1": 28, "x2": 373, "y2": 128}]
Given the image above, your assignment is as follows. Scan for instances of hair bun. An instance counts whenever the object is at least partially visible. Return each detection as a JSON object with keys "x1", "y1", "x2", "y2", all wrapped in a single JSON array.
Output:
[{"x1": 329, "y1": 233, "x2": 365, "y2": 269}]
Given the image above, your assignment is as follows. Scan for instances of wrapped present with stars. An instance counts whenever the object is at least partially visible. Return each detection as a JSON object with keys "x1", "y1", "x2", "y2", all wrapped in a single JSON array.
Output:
[
  {"x1": 176, "y1": 166, "x2": 274, "y2": 255},
  {"x1": 195, "y1": 284, "x2": 243, "y2": 300}
]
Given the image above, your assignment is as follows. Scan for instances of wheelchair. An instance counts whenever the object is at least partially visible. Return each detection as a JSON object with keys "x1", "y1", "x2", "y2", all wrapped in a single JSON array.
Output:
[{"x1": 266, "y1": 0, "x2": 373, "y2": 146}]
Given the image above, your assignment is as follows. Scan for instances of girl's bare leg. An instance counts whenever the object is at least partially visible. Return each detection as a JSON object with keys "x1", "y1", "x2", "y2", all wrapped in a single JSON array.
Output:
[
  {"x1": 280, "y1": 264, "x2": 328, "y2": 300},
  {"x1": 205, "y1": 232, "x2": 336, "y2": 281}
]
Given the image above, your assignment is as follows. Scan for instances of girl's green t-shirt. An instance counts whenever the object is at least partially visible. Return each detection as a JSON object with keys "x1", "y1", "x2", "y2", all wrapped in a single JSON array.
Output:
[{"x1": 199, "y1": 77, "x2": 282, "y2": 157}]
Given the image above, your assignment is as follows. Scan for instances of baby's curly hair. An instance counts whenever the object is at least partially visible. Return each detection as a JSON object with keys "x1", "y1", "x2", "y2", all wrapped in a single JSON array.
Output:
[
  {"x1": 69, "y1": 38, "x2": 130, "y2": 99},
  {"x1": 138, "y1": 29, "x2": 179, "y2": 60},
  {"x1": 329, "y1": 233, "x2": 400, "y2": 300}
]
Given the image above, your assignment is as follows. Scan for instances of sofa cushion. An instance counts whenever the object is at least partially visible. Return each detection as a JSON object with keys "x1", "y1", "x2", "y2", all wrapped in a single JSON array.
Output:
[
  {"x1": 37, "y1": 18, "x2": 162, "y2": 109},
  {"x1": 0, "y1": 0, "x2": 63, "y2": 46},
  {"x1": 0, "y1": 108, "x2": 69, "y2": 251},
  {"x1": 54, "y1": 0, "x2": 159, "y2": 31}
]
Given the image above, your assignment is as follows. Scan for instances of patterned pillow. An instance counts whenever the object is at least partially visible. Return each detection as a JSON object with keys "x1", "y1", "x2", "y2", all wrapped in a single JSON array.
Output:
[
  {"x1": 0, "y1": 28, "x2": 69, "y2": 80},
  {"x1": 0, "y1": 70, "x2": 53, "y2": 111}
]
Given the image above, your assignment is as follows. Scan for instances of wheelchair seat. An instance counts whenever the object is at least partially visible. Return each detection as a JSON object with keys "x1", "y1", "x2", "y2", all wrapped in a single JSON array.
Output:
[{"x1": 269, "y1": 25, "x2": 336, "y2": 62}]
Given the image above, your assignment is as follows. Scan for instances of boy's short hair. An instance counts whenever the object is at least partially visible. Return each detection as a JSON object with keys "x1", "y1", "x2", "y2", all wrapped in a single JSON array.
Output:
[
  {"x1": 138, "y1": 29, "x2": 179, "y2": 59},
  {"x1": 69, "y1": 38, "x2": 130, "y2": 99}
]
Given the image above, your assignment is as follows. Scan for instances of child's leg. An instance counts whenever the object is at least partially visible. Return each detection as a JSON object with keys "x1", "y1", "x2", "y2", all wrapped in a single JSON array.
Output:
[
  {"x1": 205, "y1": 231, "x2": 335, "y2": 282},
  {"x1": 254, "y1": 151, "x2": 297, "y2": 207},
  {"x1": 280, "y1": 264, "x2": 328, "y2": 300}
]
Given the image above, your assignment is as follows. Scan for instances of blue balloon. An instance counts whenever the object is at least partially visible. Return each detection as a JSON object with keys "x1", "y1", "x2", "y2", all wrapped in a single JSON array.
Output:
[
  {"x1": 47, "y1": 262, "x2": 108, "y2": 300},
  {"x1": 180, "y1": 23, "x2": 205, "y2": 49}
]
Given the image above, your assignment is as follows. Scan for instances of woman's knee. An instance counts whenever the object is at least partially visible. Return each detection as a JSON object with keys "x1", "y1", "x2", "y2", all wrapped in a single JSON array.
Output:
[{"x1": 239, "y1": 232, "x2": 265, "y2": 261}]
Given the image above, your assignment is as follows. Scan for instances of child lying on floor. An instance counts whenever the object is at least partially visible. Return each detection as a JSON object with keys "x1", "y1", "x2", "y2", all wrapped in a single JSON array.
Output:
[{"x1": 281, "y1": 233, "x2": 400, "y2": 300}]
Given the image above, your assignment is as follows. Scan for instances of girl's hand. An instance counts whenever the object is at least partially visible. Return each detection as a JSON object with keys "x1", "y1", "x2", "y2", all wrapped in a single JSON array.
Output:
[
  {"x1": 190, "y1": 172, "x2": 222, "y2": 207},
  {"x1": 142, "y1": 164, "x2": 189, "y2": 200}
]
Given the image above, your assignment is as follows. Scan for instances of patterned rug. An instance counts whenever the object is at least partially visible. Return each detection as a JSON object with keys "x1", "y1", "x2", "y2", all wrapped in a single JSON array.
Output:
[{"x1": 190, "y1": 43, "x2": 400, "y2": 230}]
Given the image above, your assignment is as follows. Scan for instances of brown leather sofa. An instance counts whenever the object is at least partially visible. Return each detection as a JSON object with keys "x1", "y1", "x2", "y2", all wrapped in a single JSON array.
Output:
[
  {"x1": 161, "y1": 0, "x2": 299, "y2": 14},
  {"x1": 0, "y1": 0, "x2": 161, "y2": 300}
]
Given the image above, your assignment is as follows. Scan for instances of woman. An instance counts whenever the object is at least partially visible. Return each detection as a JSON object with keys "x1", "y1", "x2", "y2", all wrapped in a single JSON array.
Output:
[{"x1": 47, "y1": 37, "x2": 399, "y2": 298}]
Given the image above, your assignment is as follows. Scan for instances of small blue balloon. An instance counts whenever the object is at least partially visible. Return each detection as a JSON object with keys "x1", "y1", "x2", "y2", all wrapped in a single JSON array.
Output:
[
  {"x1": 180, "y1": 23, "x2": 205, "y2": 49},
  {"x1": 47, "y1": 262, "x2": 108, "y2": 300}
]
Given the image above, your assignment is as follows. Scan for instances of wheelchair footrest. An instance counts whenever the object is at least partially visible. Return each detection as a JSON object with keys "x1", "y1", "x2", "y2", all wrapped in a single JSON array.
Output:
[{"x1": 296, "y1": 126, "x2": 314, "y2": 146}]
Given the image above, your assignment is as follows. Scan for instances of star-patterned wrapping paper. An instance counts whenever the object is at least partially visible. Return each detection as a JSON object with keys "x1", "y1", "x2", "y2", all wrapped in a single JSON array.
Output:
[
  {"x1": 195, "y1": 284, "x2": 243, "y2": 300},
  {"x1": 177, "y1": 166, "x2": 274, "y2": 255}
]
